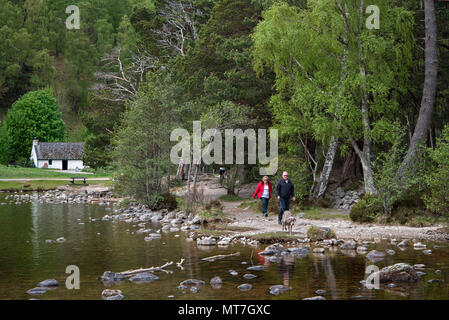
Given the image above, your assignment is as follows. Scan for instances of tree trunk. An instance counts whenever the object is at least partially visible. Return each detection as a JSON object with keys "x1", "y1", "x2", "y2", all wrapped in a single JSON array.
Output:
[
  {"x1": 314, "y1": 136, "x2": 338, "y2": 198},
  {"x1": 340, "y1": 149, "x2": 358, "y2": 184},
  {"x1": 354, "y1": 0, "x2": 377, "y2": 195},
  {"x1": 398, "y1": 0, "x2": 438, "y2": 177}
]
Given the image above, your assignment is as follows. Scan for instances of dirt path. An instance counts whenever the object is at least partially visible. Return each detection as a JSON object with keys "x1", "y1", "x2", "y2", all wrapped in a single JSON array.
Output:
[{"x1": 183, "y1": 175, "x2": 448, "y2": 241}]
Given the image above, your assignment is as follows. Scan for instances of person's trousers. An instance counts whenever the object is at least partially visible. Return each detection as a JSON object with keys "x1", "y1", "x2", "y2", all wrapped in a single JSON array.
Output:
[
  {"x1": 278, "y1": 197, "x2": 290, "y2": 223},
  {"x1": 261, "y1": 197, "x2": 269, "y2": 215}
]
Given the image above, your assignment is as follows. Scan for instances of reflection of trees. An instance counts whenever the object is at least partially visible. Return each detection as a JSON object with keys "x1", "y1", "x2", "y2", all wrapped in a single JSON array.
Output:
[{"x1": 321, "y1": 255, "x2": 337, "y2": 299}]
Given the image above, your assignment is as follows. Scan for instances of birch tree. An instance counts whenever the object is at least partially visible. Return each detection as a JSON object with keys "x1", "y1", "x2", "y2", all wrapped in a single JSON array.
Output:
[{"x1": 252, "y1": 0, "x2": 415, "y2": 195}]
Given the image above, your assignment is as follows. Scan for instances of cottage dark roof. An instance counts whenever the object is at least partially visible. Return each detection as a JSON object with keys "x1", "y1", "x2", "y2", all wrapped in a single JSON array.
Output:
[{"x1": 35, "y1": 142, "x2": 84, "y2": 160}]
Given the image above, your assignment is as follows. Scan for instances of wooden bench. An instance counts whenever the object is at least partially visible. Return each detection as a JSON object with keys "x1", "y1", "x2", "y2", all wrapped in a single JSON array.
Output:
[{"x1": 70, "y1": 177, "x2": 87, "y2": 184}]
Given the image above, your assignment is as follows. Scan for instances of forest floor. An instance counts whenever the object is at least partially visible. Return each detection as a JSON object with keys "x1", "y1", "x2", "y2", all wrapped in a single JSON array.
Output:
[{"x1": 173, "y1": 174, "x2": 449, "y2": 242}]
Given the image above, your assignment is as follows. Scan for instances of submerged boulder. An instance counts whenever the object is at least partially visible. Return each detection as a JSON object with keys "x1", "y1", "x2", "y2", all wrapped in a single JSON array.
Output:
[
  {"x1": 129, "y1": 272, "x2": 159, "y2": 283},
  {"x1": 237, "y1": 283, "x2": 252, "y2": 291},
  {"x1": 269, "y1": 285, "x2": 292, "y2": 295},
  {"x1": 366, "y1": 250, "x2": 386, "y2": 262},
  {"x1": 38, "y1": 279, "x2": 59, "y2": 287},
  {"x1": 102, "y1": 289, "x2": 123, "y2": 299},
  {"x1": 99, "y1": 271, "x2": 126, "y2": 282},
  {"x1": 303, "y1": 296, "x2": 326, "y2": 300},
  {"x1": 180, "y1": 279, "x2": 205, "y2": 287}
]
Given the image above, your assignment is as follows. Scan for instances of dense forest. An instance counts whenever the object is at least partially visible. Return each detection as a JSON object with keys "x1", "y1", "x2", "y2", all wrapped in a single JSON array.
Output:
[{"x1": 1, "y1": 0, "x2": 449, "y2": 223}]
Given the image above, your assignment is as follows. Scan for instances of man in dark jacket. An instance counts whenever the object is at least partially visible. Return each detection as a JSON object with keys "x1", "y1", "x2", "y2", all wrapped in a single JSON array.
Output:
[{"x1": 275, "y1": 171, "x2": 296, "y2": 224}]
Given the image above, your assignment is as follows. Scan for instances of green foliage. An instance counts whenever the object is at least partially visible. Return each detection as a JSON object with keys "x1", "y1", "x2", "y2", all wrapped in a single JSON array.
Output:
[
  {"x1": 112, "y1": 72, "x2": 178, "y2": 206},
  {"x1": 307, "y1": 225, "x2": 336, "y2": 241},
  {"x1": 424, "y1": 125, "x2": 449, "y2": 216},
  {"x1": 156, "y1": 192, "x2": 178, "y2": 211},
  {"x1": 2, "y1": 90, "x2": 66, "y2": 163},
  {"x1": 119, "y1": 197, "x2": 132, "y2": 207},
  {"x1": 349, "y1": 194, "x2": 383, "y2": 223},
  {"x1": 252, "y1": 0, "x2": 415, "y2": 195},
  {"x1": 199, "y1": 208, "x2": 226, "y2": 222}
]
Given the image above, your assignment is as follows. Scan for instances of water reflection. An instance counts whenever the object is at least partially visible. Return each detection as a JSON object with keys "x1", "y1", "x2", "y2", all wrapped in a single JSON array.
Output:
[{"x1": 0, "y1": 192, "x2": 449, "y2": 300}]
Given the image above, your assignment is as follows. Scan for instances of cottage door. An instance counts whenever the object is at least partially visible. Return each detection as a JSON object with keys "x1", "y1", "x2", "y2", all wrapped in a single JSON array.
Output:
[{"x1": 62, "y1": 160, "x2": 68, "y2": 170}]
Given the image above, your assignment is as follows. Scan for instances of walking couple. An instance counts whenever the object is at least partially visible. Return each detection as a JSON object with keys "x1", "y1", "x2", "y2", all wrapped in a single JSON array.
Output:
[{"x1": 252, "y1": 172, "x2": 296, "y2": 223}]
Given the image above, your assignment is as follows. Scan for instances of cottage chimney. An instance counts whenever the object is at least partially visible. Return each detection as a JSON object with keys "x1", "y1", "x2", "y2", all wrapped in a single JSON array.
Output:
[{"x1": 32, "y1": 139, "x2": 38, "y2": 147}]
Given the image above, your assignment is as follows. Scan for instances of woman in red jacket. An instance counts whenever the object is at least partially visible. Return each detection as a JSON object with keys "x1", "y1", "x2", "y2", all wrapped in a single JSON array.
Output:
[{"x1": 252, "y1": 176, "x2": 272, "y2": 217}]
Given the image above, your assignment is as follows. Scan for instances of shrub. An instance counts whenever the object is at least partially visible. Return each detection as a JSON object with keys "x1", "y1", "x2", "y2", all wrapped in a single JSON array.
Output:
[
  {"x1": 307, "y1": 226, "x2": 336, "y2": 241},
  {"x1": 119, "y1": 197, "x2": 131, "y2": 207},
  {"x1": 159, "y1": 192, "x2": 178, "y2": 211},
  {"x1": 349, "y1": 194, "x2": 383, "y2": 223},
  {"x1": 424, "y1": 125, "x2": 449, "y2": 216},
  {"x1": 205, "y1": 199, "x2": 223, "y2": 210},
  {"x1": 199, "y1": 208, "x2": 225, "y2": 223}
]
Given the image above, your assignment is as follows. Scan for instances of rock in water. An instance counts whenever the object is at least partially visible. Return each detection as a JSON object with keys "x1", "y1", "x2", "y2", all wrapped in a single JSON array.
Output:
[
  {"x1": 129, "y1": 272, "x2": 159, "y2": 283},
  {"x1": 190, "y1": 287, "x2": 199, "y2": 293},
  {"x1": 269, "y1": 285, "x2": 292, "y2": 295},
  {"x1": 38, "y1": 279, "x2": 59, "y2": 287},
  {"x1": 356, "y1": 246, "x2": 368, "y2": 253},
  {"x1": 397, "y1": 239, "x2": 410, "y2": 247},
  {"x1": 313, "y1": 247, "x2": 325, "y2": 253},
  {"x1": 237, "y1": 284, "x2": 252, "y2": 291},
  {"x1": 288, "y1": 247, "x2": 310, "y2": 256},
  {"x1": 102, "y1": 289, "x2": 123, "y2": 299},
  {"x1": 106, "y1": 294, "x2": 124, "y2": 300},
  {"x1": 315, "y1": 289, "x2": 327, "y2": 295},
  {"x1": 413, "y1": 242, "x2": 426, "y2": 249},
  {"x1": 197, "y1": 238, "x2": 216, "y2": 246},
  {"x1": 247, "y1": 265, "x2": 266, "y2": 271},
  {"x1": 373, "y1": 263, "x2": 418, "y2": 283},
  {"x1": 99, "y1": 271, "x2": 126, "y2": 282},
  {"x1": 366, "y1": 250, "x2": 386, "y2": 262},
  {"x1": 243, "y1": 274, "x2": 257, "y2": 279},
  {"x1": 428, "y1": 279, "x2": 444, "y2": 284},
  {"x1": 303, "y1": 296, "x2": 326, "y2": 300},
  {"x1": 340, "y1": 240, "x2": 357, "y2": 250},
  {"x1": 180, "y1": 279, "x2": 205, "y2": 287},
  {"x1": 259, "y1": 243, "x2": 288, "y2": 256},
  {"x1": 210, "y1": 276, "x2": 223, "y2": 285},
  {"x1": 27, "y1": 287, "x2": 47, "y2": 295}
]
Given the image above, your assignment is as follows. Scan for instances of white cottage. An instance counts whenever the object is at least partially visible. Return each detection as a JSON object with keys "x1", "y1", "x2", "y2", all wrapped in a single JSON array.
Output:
[{"x1": 30, "y1": 139, "x2": 84, "y2": 170}]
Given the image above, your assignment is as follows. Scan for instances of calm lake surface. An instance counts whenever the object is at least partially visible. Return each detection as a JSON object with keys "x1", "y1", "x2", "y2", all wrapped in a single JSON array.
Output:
[{"x1": 0, "y1": 191, "x2": 448, "y2": 300}]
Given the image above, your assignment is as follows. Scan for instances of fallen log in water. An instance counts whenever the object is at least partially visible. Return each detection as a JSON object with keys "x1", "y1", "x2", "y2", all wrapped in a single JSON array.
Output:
[{"x1": 201, "y1": 252, "x2": 240, "y2": 262}]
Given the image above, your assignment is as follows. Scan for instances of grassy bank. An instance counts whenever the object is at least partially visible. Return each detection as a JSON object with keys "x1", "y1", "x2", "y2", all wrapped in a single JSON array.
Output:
[
  {"x1": 0, "y1": 165, "x2": 113, "y2": 179},
  {"x1": 249, "y1": 232, "x2": 297, "y2": 243},
  {"x1": 0, "y1": 179, "x2": 112, "y2": 191}
]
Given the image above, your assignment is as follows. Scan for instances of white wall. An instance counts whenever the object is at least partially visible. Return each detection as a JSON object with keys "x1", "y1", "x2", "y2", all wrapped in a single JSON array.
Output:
[
  {"x1": 37, "y1": 160, "x2": 63, "y2": 169},
  {"x1": 68, "y1": 160, "x2": 84, "y2": 170},
  {"x1": 30, "y1": 147, "x2": 38, "y2": 167}
]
